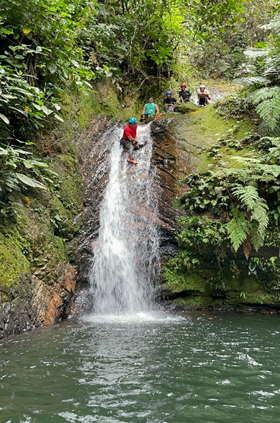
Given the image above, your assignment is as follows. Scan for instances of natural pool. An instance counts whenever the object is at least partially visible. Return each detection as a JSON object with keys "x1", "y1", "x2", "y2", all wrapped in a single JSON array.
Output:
[{"x1": 1, "y1": 311, "x2": 280, "y2": 422}]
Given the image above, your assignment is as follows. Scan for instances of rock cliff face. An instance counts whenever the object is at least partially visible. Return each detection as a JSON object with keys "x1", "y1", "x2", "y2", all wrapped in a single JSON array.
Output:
[
  {"x1": 0, "y1": 97, "x2": 113, "y2": 338},
  {"x1": 74, "y1": 117, "x2": 117, "y2": 291},
  {"x1": 74, "y1": 116, "x2": 191, "y2": 302},
  {"x1": 148, "y1": 106, "x2": 280, "y2": 310},
  {"x1": 151, "y1": 118, "x2": 186, "y2": 257}
]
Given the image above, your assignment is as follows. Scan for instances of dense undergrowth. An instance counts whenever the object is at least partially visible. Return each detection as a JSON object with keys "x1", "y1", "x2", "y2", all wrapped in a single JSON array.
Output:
[
  {"x1": 163, "y1": 94, "x2": 280, "y2": 306},
  {"x1": 1, "y1": 0, "x2": 280, "y2": 312},
  {"x1": 162, "y1": 4, "x2": 280, "y2": 306}
]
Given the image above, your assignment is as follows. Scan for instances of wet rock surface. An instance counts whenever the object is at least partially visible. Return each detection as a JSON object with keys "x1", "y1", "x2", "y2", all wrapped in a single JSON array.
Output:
[
  {"x1": 151, "y1": 118, "x2": 195, "y2": 257},
  {"x1": 74, "y1": 115, "x2": 201, "y2": 295},
  {"x1": 73, "y1": 116, "x2": 188, "y2": 303},
  {"x1": 75, "y1": 117, "x2": 117, "y2": 288},
  {"x1": 0, "y1": 276, "x2": 36, "y2": 339}
]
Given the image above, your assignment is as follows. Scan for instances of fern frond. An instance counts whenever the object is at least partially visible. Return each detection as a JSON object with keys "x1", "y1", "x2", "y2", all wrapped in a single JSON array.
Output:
[
  {"x1": 261, "y1": 17, "x2": 280, "y2": 35},
  {"x1": 221, "y1": 167, "x2": 250, "y2": 179},
  {"x1": 231, "y1": 184, "x2": 269, "y2": 252},
  {"x1": 263, "y1": 56, "x2": 280, "y2": 79},
  {"x1": 251, "y1": 174, "x2": 275, "y2": 183},
  {"x1": 255, "y1": 97, "x2": 280, "y2": 131},
  {"x1": 227, "y1": 210, "x2": 249, "y2": 252},
  {"x1": 256, "y1": 164, "x2": 280, "y2": 178},
  {"x1": 231, "y1": 157, "x2": 259, "y2": 165},
  {"x1": 251, "y1": 227, "x2": 265, "y2": 252},
  {"x1": 231, "y1": 184, "x2": 260, "y2": 210},
  {"x1": 234, "y1": 76, "x2": 270, "y2": 87},
  {"x1": 251, "y1": 200, "x2": 269, "y2": 232},
  {"x1": 251, "y1": 87, "x2": 280, "y2": 104},
  {"x1": 243, "y1": 47, "x2": 270, "y2": 59}
]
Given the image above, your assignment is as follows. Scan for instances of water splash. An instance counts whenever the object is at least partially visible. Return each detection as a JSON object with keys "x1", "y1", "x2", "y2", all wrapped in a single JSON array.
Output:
[{"x1": 90, "y1": 124, "x2": 160, "y2": 315}]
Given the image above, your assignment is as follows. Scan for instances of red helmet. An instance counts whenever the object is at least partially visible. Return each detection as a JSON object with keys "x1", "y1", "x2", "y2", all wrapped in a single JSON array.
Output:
[{"x1": 181, "y1": 83, "x2": 186, "y2": 88}]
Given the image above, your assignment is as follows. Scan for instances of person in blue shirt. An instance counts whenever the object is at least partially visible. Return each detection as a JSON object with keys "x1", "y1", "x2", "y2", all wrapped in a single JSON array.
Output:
[{"x1": 141, "y1": 97, "x2": 159, "y2": 123}]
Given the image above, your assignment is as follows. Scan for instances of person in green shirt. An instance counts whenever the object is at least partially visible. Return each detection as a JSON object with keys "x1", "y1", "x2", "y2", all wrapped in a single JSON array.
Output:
[{"x1": 141, "y1": 97, "x2": 160, "y2": 123}]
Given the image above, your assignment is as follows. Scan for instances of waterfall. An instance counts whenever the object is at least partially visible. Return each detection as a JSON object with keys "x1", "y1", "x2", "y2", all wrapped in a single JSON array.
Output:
[{"x1": 90, "y1": 124, "x2": 159, "y2": 315}]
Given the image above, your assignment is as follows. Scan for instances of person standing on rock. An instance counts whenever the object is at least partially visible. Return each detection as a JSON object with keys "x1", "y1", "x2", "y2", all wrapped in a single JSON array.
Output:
[
  {"x1": 197, "y1": 84, "x2": 211, "y2": 106},
  {"x1": 163, "y1": 91, "x2": 177, "y2": 112},
  {"x1": 120, "y1": 117, "x2": 139, "y2": 165},
  {"x1": 179, "y1": 84, "x2": 191, "y2": 103},
  {"x1": 141, "y1": 97, "x2": 160, "y2": 123}
]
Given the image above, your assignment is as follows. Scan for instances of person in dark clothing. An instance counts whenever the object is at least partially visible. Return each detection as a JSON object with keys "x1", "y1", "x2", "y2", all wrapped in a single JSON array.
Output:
[
  {"x1": 163, "y1": 91, "x2": 177, "y2": 113},
  {"x1": 179, "y1": 83, "x2": 191, "y2": 103}
]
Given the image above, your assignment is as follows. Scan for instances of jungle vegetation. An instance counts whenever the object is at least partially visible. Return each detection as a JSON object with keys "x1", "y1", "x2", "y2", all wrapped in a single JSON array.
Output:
[
  {"x1": 166, "y1": 1, "x2": 280, "y2": 291},
  {"x1": 1, "y1": 0, "x2": 280, "y2": 278}
]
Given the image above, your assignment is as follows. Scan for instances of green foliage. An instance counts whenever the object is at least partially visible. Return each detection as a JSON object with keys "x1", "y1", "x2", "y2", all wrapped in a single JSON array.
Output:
[
  {"x1": 184, "y1": 0, "x2": 275, "y2": 79},
  {"x1": 250, "y1": 87, "x2": 280, "y2": 131},
  {"x1": 0, "y1": 232, "x2": 30, "y2": 288},
  {"x1": 236, "y1": 8, "x2": 280, "y2": 134},
  {"x1": 226, "y1": 209, "x2": 248, "y2": 252},
  {"x1": 0, "y1": 0, "x2": 97, "y2": 208},
  {"x1": 214, "y1": 91, "x2": 256, "y2": 120},
  {"x1": 170, "y1": 216, "x2": 228, "y2": 271},
  {"x1": 179, "y1": 123, "x2": 280, "y2": 256},
  {"x1": 0, "y1": 143, "x2": 60, "y2": 218}
]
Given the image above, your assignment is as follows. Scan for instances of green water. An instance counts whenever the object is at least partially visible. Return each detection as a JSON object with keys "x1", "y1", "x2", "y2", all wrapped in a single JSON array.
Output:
[{"x1": 0, "y1": 311, "x2": 280, "y2": 422}]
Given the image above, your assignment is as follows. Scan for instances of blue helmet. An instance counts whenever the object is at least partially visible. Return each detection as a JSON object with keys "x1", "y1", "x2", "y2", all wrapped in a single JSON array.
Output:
[
  {"x1": 166, "y1": 91, "x2": 172, "y2": 95},
  {"x1": 128, "y1": 117, "x2": 137, "y2": 124}
]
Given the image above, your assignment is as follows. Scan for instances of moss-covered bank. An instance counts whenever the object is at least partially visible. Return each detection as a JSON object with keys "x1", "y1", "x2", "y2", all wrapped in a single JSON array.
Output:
[
  {"x1": 156, "y1": 91, "x2": 280, "y2": 311},
  {"x1": 0, "y1": 79, "x2": 141, "y2": 338}
]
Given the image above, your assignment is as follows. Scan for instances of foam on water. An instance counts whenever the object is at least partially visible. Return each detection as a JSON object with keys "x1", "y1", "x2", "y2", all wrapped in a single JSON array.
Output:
[{"x1": 83, "y1": 311, "x2": 185, "y2": 324}]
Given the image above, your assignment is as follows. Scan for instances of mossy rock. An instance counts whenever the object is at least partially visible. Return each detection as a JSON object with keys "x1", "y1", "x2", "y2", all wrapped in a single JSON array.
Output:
[
  {"x1": 0, "y1": 232, "x2": 30, "y2": 289},
  {"x1": 175, "y1": 102, "x2": 199, "y2": 113}
]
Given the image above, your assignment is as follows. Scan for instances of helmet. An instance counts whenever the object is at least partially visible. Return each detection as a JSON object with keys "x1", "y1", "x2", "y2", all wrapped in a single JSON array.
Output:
[
  {"x1": 128, "y1": 117, "x2": 137, "y2": 124},
  {"x1": 181, "y1": 84, "x2": 186, "y2": 88},
  {"x1": 200, "y1": 84, "x2": 206, "y2": 88},
  {"x1": 166, "y1": 91, "x2": 172, "y2": 95}
]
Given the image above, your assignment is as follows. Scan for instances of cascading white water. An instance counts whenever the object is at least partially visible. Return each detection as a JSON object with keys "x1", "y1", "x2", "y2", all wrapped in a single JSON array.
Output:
[{"x1": 90, "y1": 124, "x2": 159, "y2": 315}]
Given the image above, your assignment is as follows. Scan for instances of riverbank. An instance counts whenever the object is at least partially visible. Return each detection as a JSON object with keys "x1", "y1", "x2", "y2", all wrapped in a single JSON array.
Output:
[
  {"x1": 156, "y1": 88, "x2": 280, "y2": 310},
  {"x1": 1, "y1": 78, "x2": 279, "y2": 338},
  {"x1": 0, "y1": 80, "x2": 136, "y2": 338}
]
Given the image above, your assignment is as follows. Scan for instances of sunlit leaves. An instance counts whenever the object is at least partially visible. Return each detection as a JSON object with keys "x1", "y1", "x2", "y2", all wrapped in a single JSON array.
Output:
[
  {"x1": 0, "y1": 113, "x2": 9, "y2": 124},
  {"x1": 16, "y1": 173, "x2": 46, "y2": 189},
  {"x1": 0, "y1": 145, "x2": 54, "y2": 199}
]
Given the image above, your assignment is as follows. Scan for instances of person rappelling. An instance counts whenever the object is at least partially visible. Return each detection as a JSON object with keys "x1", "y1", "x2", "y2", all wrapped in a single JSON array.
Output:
[{"x1": 120, "y1": 117, "x2": 139, "y2": 165}]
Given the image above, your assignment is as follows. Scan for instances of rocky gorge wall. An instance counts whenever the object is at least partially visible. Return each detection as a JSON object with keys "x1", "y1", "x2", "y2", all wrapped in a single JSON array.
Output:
[
  {"x1": 2, "y1": 80, "x2": 279, "y2": 340},
  {"x1": 0, "y1": 80, "x2": 133, "y2": 339},
  {"x1": 150, "y1": 101, "x2": 280, "y2": 311}
]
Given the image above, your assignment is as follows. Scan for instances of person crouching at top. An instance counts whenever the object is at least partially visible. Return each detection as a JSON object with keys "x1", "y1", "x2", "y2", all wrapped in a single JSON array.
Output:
[
  {"x1": 120, "y1": 117, "x2": 139, "y2": 165},
  {"x1": 179, "y1": 83, "x2": 191, "y2": 103},
  {"x1": 197, "y1": 84, "x2": 211, "y2": 106},
  {"x1": 141, "y1": 97, "x2": 160, "y2": 123},
  {"x1": 163, "y1": 91, "x2": 177, "y2": 113}
]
